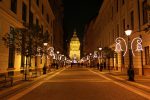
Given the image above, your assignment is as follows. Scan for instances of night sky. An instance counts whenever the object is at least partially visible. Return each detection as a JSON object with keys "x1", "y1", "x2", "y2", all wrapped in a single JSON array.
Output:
[{"x1": 63, "y1": 0, "x2": 103, "y2": 42}]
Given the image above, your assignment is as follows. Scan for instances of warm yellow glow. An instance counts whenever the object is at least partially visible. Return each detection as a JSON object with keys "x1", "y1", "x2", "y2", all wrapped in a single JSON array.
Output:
[
  {"x1": 69, "y1": 31, "x2": 80, "y2": 60},
  {"x1": 43, "y1": 43, "x2": 48, "y2": 46},
  {"x1": 125, "y1": 29, "x2": 132, "y2": 36},
  {"x1": 99, "y1": 47, "x2": 102, "y2": 51},
  {"x1": 57, "y1": 51, "x2": 60, "y2": 54}
]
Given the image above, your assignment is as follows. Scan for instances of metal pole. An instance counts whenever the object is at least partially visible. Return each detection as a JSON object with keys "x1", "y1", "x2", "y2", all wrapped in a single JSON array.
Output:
[
  {"x1": 127, "y1": 36, "x2": 134, "y2": 81},
  {"x1": 43, "y1": 47, "x2": 47, "y2": 74},
  {"x1": 45, "y1": 53, "x2": 47, "y2": 66}
]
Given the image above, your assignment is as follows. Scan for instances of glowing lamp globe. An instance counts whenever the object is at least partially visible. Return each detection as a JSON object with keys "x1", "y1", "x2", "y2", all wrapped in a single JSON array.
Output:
[
  {"x1": 125, "y1": 29, "x2": 132, "y2": 36},
  {"x1": 99, "y1": 47, "x2": 102, "y2": 51},
  {"x1": 57, "y1": 51, "x2": 60, "y2": 54},
  {"x1": 43, "y1": 43, "x2": 48, "y2": 46},
  {"x1": 90, "y1": 53, "x2": 92, "y2": 56}
]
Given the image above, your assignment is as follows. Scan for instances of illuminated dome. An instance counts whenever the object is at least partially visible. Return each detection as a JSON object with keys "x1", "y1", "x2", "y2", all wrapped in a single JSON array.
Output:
[
  {"x1": 71, "y1": 31, "x2": 79, "y2": 41},
  {"x1": 69, "y1": 30, "x2": 80, "y2": 60}
]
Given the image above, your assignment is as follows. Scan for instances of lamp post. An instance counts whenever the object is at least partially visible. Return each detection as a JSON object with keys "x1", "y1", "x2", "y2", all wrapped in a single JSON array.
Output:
[
  {"x1": 98, "y1": 47, "x2": 103, "y2": 71},
  {"x1": 56, "y1": 51, "x2": 59, "y2": 69},
  {"x1": 89, "y1": 53, "x2": 92, "y2": 67},
  {"x1": 43, "y1": 42, "x2": 48, "y2": 64},
  {"x1": 115, "y1": 26, "x2": 143, "y2": 81},
  {"x1": 125, "y1": 29, "x2": 134, "y2": 81},
  {"x1": 98, "y1": 47, "x2": 102, "y2": 64},
  {"x1": 36, "y1": 44, "x2": 54, "y2": 74},
  {"x1": 43, "y1": 42, "x2": 48, "y2": 74}
]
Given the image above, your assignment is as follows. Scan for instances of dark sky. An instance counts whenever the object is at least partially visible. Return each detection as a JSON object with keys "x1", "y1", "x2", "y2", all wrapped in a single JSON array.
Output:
[{"x1": 63, "y1": 0, "x2": 103, "y2": 42}]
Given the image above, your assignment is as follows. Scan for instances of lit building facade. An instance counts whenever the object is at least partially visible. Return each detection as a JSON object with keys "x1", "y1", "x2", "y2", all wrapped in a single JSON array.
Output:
[
  {"x1": 69, "y1": 30, "x2": 80, "y2": 61},
  {"x1": 0, "y1": 0, "x2": 55, "y2": 73},
  {"x1": 84, "y1": 0, "x2": 150, "y2": 75},
  {"x1": 83, "y1": 17, "x2": 97, "y2": 55},
  {"x1": 48, "y1": 0, "x2": 64, "y2": 53}
]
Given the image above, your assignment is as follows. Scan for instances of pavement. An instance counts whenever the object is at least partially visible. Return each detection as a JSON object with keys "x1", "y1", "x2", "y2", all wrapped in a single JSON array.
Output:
[
  {"x1": 0, "y1": 66, "x2": 150, "y2": 100},
  {"x1": 91, "y1": 68, "x2": 150, "y2": 94},
  {"x1": 0, "y1": 67, "x2": 64, "y2": 99}
]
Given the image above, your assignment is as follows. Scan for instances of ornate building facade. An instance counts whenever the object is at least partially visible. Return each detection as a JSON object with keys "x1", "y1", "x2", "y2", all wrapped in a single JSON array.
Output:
[
  {"x1": 69, "y1": 30, "x2": 80, "y2": 61},
  {"x1": 48, "y1": 0, "x2": 64, "y2": 53},
  {"x1": 0, "y1": 0, "x2": 63, "y2": 74},
  {"x1": 84, "y1": 0, "x2": 150, "y2": 75}
]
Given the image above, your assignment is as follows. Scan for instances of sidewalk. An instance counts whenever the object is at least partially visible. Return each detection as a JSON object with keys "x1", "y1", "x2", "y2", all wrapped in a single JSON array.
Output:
[
  {"x1": 0, "y1": 68, "x2": 64, "y2": 98},
  {"x1": 99, "y1": 69, "x2": 150, "y2": 93}
]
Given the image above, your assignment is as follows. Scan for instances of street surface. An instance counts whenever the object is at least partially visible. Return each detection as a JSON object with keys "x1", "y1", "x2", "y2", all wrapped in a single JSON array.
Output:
[{"x1": 3, "y1": 67, "x2": 150, "y2": 100}]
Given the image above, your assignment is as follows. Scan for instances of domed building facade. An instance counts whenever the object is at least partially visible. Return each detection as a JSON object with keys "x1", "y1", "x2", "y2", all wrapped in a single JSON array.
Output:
[{"x1": 69, "y1": 30, "x2": 80, "y2": 63}]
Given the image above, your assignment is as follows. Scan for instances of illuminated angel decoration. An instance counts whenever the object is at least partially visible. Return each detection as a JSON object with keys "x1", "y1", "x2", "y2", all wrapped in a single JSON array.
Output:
[
  {"x1": 115, "y1": 37, "x2": 127, "y2": 56},
  {"x1": 136, "y1": 39, "x2": 143, "y2": 52},
  {"x1": 131, "y1": 37, "x2": 143, "y2": 56},
  {"x1": 36, "y1": 47, "x2": 42, "y2": 56},
  {"x1": 115, "y1": 40, "x2": 123, "y2": 52}
]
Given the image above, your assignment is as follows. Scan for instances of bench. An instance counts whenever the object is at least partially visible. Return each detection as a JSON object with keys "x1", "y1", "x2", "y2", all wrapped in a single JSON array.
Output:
[{"x1": 0, "y1": 73, "x2": 13, "y2": 87}]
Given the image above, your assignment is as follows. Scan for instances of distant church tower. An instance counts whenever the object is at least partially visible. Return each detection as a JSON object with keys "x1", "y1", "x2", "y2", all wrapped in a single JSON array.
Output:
[{"x1": 69, "y1": 30, "x2": 80, "y2": 62}]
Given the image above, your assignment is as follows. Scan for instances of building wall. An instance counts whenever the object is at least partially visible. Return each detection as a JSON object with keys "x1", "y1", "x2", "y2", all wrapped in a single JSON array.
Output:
[
  {"x1": 83, "y1": 18, "x2": 97, "y2": 55},
  {"x1": 49, "y1": 0, "x2": 64, "y2": 53},
  {"x1": 84, "y1": 0, "x2": 150, "y2": 75},
  {"x1": 0, "y1": 0, "x2": 55, "y2": 73}
]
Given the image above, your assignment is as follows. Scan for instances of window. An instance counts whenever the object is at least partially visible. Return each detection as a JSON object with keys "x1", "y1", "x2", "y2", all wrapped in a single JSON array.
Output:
[
  {"x1": 122, "y1": 0, "x2": 124, "y2": 5},
  {"x1": 112, "y1": 29, "x2": 115, "y2": 41},
  {"x1": 41, "y1": 25, "x2": 43, "y2": 33},
  {"x1": 42, "y1": 4, "x2": 44, "y2": 15},
  {"x1": 112, "y1": 7, "x2": 113, "y2": 19},
  {"x1": 116, "y1": 0, "x2": 118, "y2": 12},
  {"x1": 36, "y1": 0, "x2": 39, "y2": 6},
  {"x1": 51, "y1": 35, "x2": 53, "y2": 44},
  {"x1": 22, "y1": 2, "x2": 27, "y2": 22},
  {"x1": 8, "y1": 27, "x2": 15, "y2": 68},
  {"x1": 131, "y1": 11, "x2": 134, "y2": 29},
  {"x1": 36, "y1": 18, "x2": 39, "y2": 26},
  {"x1": 46, "y1": 14, "x2": 49, "y2": 23},
  {"x1": 123, "y1": 19, "x2": 125, "y2": 33},
  {"x1": 143, "y1": 0, "x2": 148, "y2": 24},
  {"x1": 29, "y1": 11, "x2": 33, "y2": 26},
  {"x1": 145, "y1": 46, "x2": 150, "y2": 65},
  {"x1": 117, "y1": 24, "x2": 119, "y2": 37},
  {"x1": 11, "y1": 0, "x2": 17, "y2": 13}
]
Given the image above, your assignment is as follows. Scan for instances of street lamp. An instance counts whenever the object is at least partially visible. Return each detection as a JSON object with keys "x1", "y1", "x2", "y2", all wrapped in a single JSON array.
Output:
[
  {"x1": 43, "y1": 42, "x2": 48, "y2": 46},
  {"x1": 98, "y1": 47, "x2": 102, "y2": 64},
  {"x1": 99, "y1": 47, "x2": 102, "y2": 51},
  {"x1": 56, "y1": 51, "x2": 60, "y2": 69},
  {"x1": 115, "y1": 26, "x2": 143, "y2": 81},
  {"x1": 125, "y1": 28, "x2": 134, "y2": 81},
  {"x1": 43, "y1": 42, "x2": 48, "y2": 64},
  {"x1": 89, "y1": 53, "x2": 92, "y2": 67},
  {"x1": 57, "y1": 51, "x2": 59, "y2": 54},
  {"x1": 43, "y1": 42, "x2": 48, "y2": 74},
  {"x1": 36, "y1": 43, "x2": 54, "y2": 74}
]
